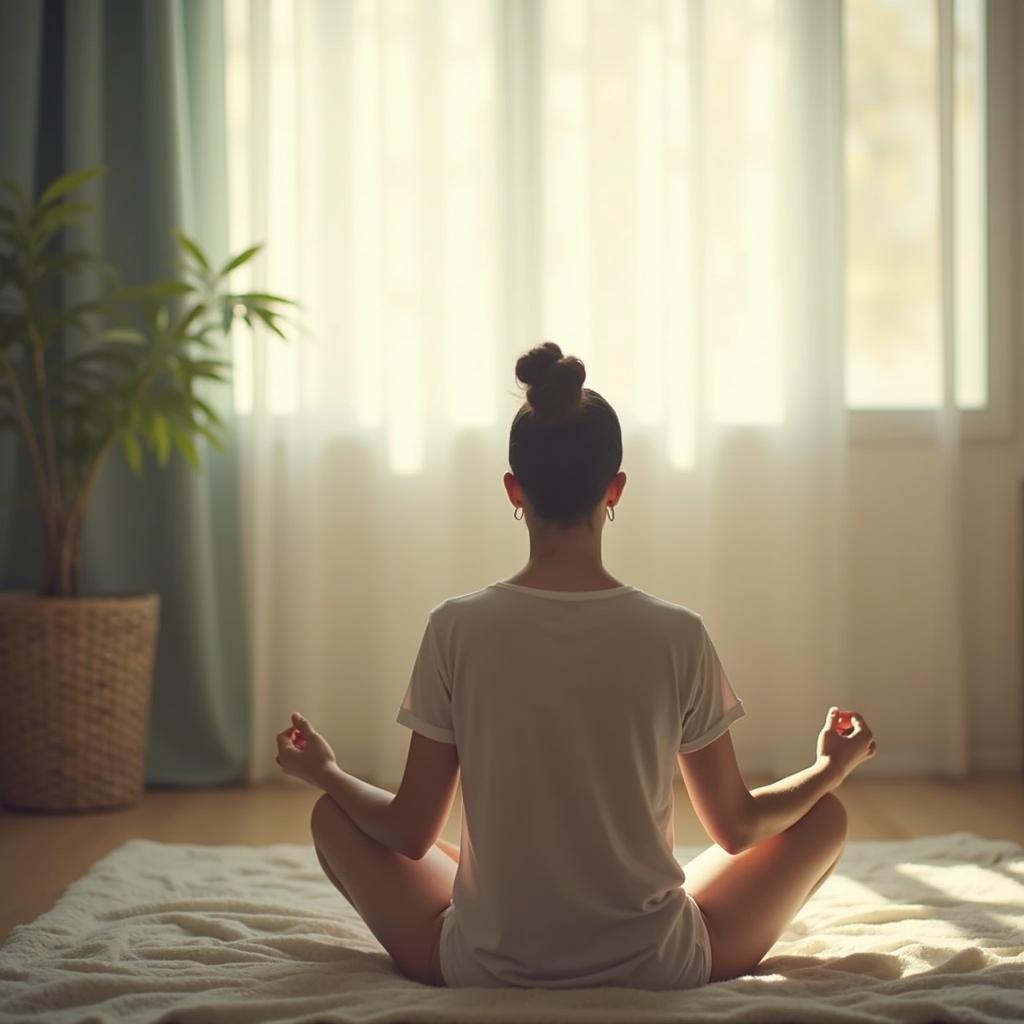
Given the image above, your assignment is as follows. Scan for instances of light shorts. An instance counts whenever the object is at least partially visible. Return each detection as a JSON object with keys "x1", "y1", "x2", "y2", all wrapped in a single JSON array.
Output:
[
  {"x1": 438, "y1": 904, "x2": 454, "y2": 987},
  {"x1": 439, "y1": 895, "x2": 712, "y2": 990},
  {"x1": 682, "y1": 891, "x2": 713, "y2": 987}
]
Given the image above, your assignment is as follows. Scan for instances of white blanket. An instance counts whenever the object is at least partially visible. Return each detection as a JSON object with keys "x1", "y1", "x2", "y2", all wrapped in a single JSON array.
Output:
[{"x1": 1, "y1": 831, "x2": 1021, "y2": 1023}]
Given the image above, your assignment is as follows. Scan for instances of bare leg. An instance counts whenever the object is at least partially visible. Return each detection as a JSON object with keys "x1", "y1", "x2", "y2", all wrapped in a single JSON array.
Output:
[
  {"x1": 314, "y1": 833, "x2": 457, "y2": 929},
  {"x1": 314, "y1": 842, "x2": 353, "y2": 902},
  {"x1": 310, "y1": 794, "x2": 454, "y2": 987},
  {"x1": 685, "y1": 791, "x2": 848, "y2": 982},
  {"x1": 435, "y1": 838, "x2": 461, "y2": 864}
]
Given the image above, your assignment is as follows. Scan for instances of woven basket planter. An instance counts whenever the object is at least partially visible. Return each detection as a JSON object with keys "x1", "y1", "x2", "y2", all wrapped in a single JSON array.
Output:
[{"x1": 0, "y1": 593, "x2": 160, "y2": 812}]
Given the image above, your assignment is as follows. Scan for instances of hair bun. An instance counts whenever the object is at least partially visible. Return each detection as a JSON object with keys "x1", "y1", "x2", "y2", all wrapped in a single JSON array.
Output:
[{"x1": 515, "y1": 341, "x2": 586, "y2": 419}]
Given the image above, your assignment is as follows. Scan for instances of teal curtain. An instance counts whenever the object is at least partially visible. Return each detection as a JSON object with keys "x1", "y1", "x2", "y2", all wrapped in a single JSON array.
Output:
[{"x1": 0, "y1": 0, "x2": 251, "y2": 785}]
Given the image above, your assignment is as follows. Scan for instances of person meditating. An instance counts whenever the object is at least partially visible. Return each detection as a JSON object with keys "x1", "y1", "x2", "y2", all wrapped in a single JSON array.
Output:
[{"x1": 274, "y1": 340, "x2": 877, "y2": 990}]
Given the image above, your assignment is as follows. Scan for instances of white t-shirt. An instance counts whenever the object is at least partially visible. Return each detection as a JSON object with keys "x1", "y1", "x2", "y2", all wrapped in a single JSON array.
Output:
[{"x1": 396, "y1": 580, "x2": 746, "y2": 990}]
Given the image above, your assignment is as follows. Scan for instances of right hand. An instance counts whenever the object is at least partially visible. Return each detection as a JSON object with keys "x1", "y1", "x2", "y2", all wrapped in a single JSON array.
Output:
[
  {"x1": 816, "y1": 706, "x2": 876, "y2": 784},
  {"x1": 275, "y1": 712, "x2": 338, "y2": 788}
]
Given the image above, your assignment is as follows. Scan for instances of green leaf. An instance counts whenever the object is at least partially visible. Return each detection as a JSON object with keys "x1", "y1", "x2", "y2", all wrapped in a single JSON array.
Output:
[
  {"x1": 152, "y1": 414, "x2": 171, "y2": 465},
  {"x1": 101, "y1": 328, "x2": 145, "y2": 344},
  {"x1": 174, "y1": 302, "x2": 207, "y2": 340},
  {"x1": 119, "y1": 430, "x2": 143, "y2": 475},
  {"x1": 198, "y1": 370, "x2": 231, "y2": 385},
  {"x1": 236, "y1": 291, "x2": 298, "y2": 307},
  {"x1": 252, "y1": 306, "x2": 288, "y2": 341},
  {"x1": 218, "y1": 244, "x2": 263, "y2": 279},
  {"x1": 39, "y1": 249, "x2": 108, "y2": 276},
  {"x1": 173, "y1": 229, "x2": 211, "y2": 272},
  {"x1": 135, "y1": 407, "x2": 155, "y2": 447},
  {"x1": 0, "y1": 177, "x2": 28, "y2": 208},
  {"x1": 188, "y1": 322, "x2": 223, "y2": 349},
  {"x1": 182, "y1": 357, "x2": 232, "y2": 380},
  {"x1": 144, "y1": 388, "x2": 188, "y2": 414},
  {"x1": 31, "y1": 201, "x2": 94, "y2": 244},
  {"x1": 168, "y1": 419, "x2": 200, "y2": 469},
  {"x1": 0, "y1": 223, "x2": 25, "y2": 246},
  {"x1": 196, "y1": 350, "x2": 228, "y2": 381},
  {"x1": 38, "y1": 166, "x2": 107, "y2": 208},
  {"x1": 193, "y1": 421, "x2": 226, "y2": 449},
  {"x1": 67, "y1": 348, "x2": 138, "y2": 369},
  {"x1": 65, "y1": 299, "x2": 105, "y2": 321},
  {"x1": 192, "y1": 396, "x2": 225, "y2": 428},
  {"x1": 52, "y1": 377, "x2": 104, "y2": 402},
  {"x1": 115, "y1": 280, "x2": 194, "y2": 304}
]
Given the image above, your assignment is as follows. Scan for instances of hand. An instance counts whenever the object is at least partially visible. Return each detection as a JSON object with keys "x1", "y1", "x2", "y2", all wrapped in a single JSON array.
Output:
[
  {"x1": 275, "y1": 712, "x2": 337, "y2": 788},
  {"x1": 816, "y1": 706, "x2": 876, "y2": 784}
]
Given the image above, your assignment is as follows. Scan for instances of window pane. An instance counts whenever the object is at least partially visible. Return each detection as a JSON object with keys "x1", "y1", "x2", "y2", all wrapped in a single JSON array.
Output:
[
  {"x1": 845, "y1": 0, "x2": 941, "y2": 410},
  {"x1": 954, "y1": 0, "x2": 986, "y2": 409}
]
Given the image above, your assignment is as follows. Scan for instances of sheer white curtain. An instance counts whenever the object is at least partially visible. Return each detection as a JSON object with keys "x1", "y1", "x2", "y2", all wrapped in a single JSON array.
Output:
[{"x1": 225, "y1": 0, "x2": 973, "y2": 787}]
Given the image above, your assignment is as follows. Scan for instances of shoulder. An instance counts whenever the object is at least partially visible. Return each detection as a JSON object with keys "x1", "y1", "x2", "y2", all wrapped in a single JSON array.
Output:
[
  {"x1": 625, "y1": 588, "x2": 706, "y2": 642},
  {"x1": 424, "y1": 587, "x2": 497, "y2": 634},
  {"x1": 427, "y1": 585, "x2": 706, "y2": 646}
]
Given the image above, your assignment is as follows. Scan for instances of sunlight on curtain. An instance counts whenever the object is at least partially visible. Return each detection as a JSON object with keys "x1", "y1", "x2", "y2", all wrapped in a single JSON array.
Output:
[
  {"x1": 352, "y1": 1, "x2": 383, "y2": 431},
  {"x1": 442, "y1": 0, "x2": 500, "y2": 430},
  {"x1": 664, "y1": 0, "x2": 697, "y2": 471},
  {"x1": 953, "y1": 0, "x2": 986, "y2": 409},
  {"x1": 701, "y1": 0, "x2": 784, "y2": 426},
  {"x1": 540, "y1": 0, "x2": 784, "y2": 436},
  {"x1": 845, "y1": 0, "x2": 986, "y2": 410},
  {"x1": 225, "y1": 0, "x2": 976, "y2": 786}
]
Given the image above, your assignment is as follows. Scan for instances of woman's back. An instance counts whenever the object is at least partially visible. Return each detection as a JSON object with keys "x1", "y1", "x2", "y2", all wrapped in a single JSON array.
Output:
[
  {"x1": 396, "y1": 580, "x2": 746, "y2": 989},
  {"x1": 305, "y1": 340, "x2": 865, "y2": 991}
]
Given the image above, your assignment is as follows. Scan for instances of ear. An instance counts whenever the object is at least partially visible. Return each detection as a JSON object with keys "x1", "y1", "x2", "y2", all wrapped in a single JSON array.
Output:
[
  {"x1": 609, "y1": 471, "x2": 627, "y2": 502},
  {"x1": 503, "y1": 472, "x2": 519, "y2": 506}
]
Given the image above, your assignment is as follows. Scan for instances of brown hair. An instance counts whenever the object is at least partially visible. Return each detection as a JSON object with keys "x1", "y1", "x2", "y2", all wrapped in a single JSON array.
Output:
[{"x1": 508, "y1": 341, "x2": 623, "y2": 529}]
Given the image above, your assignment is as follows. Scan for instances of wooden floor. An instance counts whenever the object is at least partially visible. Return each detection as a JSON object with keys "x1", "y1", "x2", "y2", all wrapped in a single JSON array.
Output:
[{"x1": 2, "y1": 773, "x2": 1022, "y2": 948}]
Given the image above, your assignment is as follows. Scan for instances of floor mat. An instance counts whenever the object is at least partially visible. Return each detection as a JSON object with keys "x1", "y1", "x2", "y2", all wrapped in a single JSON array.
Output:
[{"x1": 1, "y1": 831, "x2": 1021, "y2": 1023}]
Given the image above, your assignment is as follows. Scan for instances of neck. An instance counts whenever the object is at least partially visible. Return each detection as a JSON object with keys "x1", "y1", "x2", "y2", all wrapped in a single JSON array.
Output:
[{"x1": 515, "y1": 524, "x2": 618, "y2": 586}]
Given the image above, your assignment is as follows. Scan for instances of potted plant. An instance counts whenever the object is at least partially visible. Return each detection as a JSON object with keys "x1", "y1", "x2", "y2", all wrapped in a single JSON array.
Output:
[{"x1": 0, "y1": 166, "x2": 294, "y2": 812}]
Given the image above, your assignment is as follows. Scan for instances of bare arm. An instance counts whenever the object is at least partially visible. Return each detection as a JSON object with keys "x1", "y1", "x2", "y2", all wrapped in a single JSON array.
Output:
[
  {"x1": 277, "y1": 713, "x2": 461, "y2": 860},
  {"x1": 317, "y1": 763, "x2": 410, "y2": 854},
  {"x1": 679, "y1": 707, "x2": 875, "y2": 855},
  {"x1": 744, "y1": 757, "x2": 841, "y2": 848}
]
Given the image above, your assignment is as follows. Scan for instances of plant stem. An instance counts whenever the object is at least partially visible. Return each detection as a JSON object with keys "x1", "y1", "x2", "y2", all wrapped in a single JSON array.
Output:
[
  {"x1": 61, "y1": 349, "x2": 158, "y2": 595},
  {"x1": 64, "y1": 436, "x2": 111, "y2": 596},
  {"x1": 28, "y1": 320, "x2": 63, "y2": 514},
  {"x1": 58, "y1": 513, "x2": 83, "y2": 596},
  {"x1": 2, "y1": 356, "x2": 59, "y2": 580}
]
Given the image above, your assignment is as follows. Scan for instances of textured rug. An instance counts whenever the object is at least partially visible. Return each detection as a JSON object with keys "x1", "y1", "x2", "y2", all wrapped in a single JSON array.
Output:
[{"x1": 1, "y1": 831, "x2": 1022, "y2": 1023}]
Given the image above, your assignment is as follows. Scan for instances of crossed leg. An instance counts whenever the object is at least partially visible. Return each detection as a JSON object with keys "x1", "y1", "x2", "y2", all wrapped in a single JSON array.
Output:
[
  {"x1": 309, "y1": 794, "x2": 458, "y2": 987},
  {"x1": 685, "y1": 791, "x2": 849, "y2": 982}
]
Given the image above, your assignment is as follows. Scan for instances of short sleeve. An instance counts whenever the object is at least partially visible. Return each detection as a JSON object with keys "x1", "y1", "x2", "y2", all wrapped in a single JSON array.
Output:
[
  {"x1": 396, "y1": 616, "x2": 456, "y2": 744},
  {"x1": 679, "y1": 621, "x2": 746, "y2": 753}
]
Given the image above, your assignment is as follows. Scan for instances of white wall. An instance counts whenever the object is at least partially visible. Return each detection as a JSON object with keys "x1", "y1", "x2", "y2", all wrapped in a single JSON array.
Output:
[{"x1": 847, "y1": 3, "x2": 1022, "y2": 774}]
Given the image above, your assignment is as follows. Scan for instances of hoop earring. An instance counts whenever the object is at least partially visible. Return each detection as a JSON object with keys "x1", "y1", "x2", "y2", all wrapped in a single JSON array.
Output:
[
  {"x1": 514, "y1": 506, "x2": 524, "y2": 520},
  {"x1": 607, "y1": 505, "x2": 615, "y2": 522}
]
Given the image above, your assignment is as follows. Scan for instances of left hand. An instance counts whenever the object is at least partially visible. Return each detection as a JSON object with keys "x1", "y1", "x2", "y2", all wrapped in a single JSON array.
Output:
[{"x1": 275, "y1": 712, "x2": 337, "y2": 787}]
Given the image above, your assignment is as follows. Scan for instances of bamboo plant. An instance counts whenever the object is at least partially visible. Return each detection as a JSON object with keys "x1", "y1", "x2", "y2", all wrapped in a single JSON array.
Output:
[{"x1": 0, "y1": 166, "x2": 295, "y2": 597}]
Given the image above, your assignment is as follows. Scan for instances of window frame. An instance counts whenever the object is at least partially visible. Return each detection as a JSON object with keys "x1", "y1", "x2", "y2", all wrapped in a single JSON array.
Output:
[{"x1": 847, "y1": 0, "x2": 1014, "y2": 443}]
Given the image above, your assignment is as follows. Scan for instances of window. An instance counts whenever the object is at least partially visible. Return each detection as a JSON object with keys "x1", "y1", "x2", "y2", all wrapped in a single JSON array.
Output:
[
  {"x1": 845, "y1": 0, "x2": 1012, "y2": 439},
  {"x1": 845, "y1": 0, "x2": 983, "y2": 410},
  {"x1": 224, "y1": 0, "x2": 1012, "y2": 443}
]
